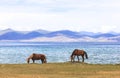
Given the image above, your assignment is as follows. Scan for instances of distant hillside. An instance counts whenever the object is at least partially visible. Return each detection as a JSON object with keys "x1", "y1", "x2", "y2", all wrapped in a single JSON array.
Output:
[{"x1": 0, "y1": 29, "x2": 120, "y2": 42}]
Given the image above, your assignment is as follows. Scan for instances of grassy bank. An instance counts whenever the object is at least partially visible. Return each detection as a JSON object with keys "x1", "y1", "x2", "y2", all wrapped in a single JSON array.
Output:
[{"x1": 0, "y1": 63, "x2": 120, "y2": 78}]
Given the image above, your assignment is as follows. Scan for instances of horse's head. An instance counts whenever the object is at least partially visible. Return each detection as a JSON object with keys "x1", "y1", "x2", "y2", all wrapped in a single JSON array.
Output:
[
  {"x1": 70, "y1": 55, "x2": 74, "y2": 62},
  {"x1": 27, "y1": 58, "x2": 30, "y2": 64},
  {"x1": 43, "y1": 56, "x2": 47, "y2": 63},
  {"x1": 44, "y1": 60, "x2": 47, "y2": 63}
]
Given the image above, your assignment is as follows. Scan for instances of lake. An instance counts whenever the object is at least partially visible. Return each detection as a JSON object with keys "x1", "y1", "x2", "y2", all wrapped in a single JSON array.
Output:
[{"x1": 0, "y1": 42, "x2": 120, "y2": 64}]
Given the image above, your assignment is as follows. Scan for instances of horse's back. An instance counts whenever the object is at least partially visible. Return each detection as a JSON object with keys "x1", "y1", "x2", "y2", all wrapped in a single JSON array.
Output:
[
  {"x1": 73, "y1": 49, "x2": 85, "y2": 55},
  {"x1": 32, "y1": 53, "x2": 46, "y2": 60}
]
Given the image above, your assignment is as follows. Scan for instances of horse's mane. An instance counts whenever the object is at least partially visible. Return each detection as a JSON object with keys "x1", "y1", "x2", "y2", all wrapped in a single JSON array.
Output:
[
  {"x1": 32, "y1": 53, "x2": 36, "y2": 56},
  {"x1": 71, "y1": 49, "x2": 78, "y2": 57}
]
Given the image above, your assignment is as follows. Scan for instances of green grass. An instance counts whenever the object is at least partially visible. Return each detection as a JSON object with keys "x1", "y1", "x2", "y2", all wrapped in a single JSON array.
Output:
[{"x1": 0, "y1": 63, "x2": 120, "y2": 78}]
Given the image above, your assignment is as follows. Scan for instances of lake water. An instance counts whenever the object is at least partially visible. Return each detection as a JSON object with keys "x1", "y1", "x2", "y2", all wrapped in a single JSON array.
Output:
[{"x1": 0, "y1": 42, "x2": 120, "y2": 64}]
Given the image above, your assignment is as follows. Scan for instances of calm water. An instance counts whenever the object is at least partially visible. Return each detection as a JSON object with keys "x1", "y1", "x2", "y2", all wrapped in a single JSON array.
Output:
[{"x1": 0, "y1": 42, "x2": 120, "y2": 64}]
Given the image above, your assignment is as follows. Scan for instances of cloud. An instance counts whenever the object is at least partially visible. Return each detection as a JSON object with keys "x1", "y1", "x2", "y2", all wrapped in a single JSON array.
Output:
[
  {"x1": 100, "y1": 25, "x2": 117, "y2": 33},
  {"x1": 0, "y1": 0, "x2": 120, "y2": 13},
  {"x1": 0, "y1": 0, "x2": 120, "y2": 32}
]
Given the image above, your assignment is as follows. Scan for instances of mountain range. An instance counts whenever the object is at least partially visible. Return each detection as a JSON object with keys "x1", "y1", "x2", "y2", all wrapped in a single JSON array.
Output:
[{"x1": 0, "y1": 28, "x2": 120, "y2": 42}]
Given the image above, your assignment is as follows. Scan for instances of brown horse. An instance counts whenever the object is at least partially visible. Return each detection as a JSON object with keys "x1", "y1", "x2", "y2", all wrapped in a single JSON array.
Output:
[
  {"x1": 71, "y1": 49, "x2": 88, "y2": 62},
  {"x1": 27, "y1": 53, "x2": 47, "y2": 64}
]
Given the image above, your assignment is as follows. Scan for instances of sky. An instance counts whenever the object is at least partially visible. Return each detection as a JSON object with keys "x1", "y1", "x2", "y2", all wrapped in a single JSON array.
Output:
[{"x1": 0, "y1": 0, "x2": 120, "y2": 32}]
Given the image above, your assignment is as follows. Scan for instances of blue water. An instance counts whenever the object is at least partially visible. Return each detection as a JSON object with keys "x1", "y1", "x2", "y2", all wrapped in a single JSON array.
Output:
[{"x1": 0, "y1": 42, "x2": 120, "y2": 64}]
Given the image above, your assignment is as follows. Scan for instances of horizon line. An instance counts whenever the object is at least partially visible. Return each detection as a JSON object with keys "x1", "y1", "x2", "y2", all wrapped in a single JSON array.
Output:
[{"x1": 0, "y1": 28, "x2": 120, "y2": 33}]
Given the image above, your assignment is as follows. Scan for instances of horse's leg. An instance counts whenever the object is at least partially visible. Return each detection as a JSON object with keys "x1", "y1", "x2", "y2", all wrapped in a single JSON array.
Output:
[
  {"x1": 77, "y1": 56, "x2": 80, "y2": 62},
  {"x1": 71, "y1": 56, "x2": 73, "y2": 62},
  {"x1": 71, "y1": 56, "x2": 74, "y2": 62},
  {"x1": 82, "y1": 56, "x2": 84, "y2": 62},
  {"x1": 73, "y1": 55, "x2": 75, "y2": 62},
  {"x1": 33, "y1": 60, "x2": 35, "y2": 63},
  {"x1": 41, "y1": 59, "x2": 44, "y2": 64}
]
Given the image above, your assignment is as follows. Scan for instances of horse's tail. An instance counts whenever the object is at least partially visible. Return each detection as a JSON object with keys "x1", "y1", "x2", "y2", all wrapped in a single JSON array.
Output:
[{"x1": 84, "y1": 51, "x2": 88, "y2": 59}]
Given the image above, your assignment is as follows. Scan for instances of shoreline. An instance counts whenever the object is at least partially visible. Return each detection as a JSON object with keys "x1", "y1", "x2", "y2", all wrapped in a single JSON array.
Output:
[{"x1": 0, "y1": 62, "x2": 120, "y2": 65}]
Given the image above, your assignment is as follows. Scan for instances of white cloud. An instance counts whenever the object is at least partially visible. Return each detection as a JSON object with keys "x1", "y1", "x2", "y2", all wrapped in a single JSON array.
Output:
[
  {"x1": 100, "y1": 25, "x2": 117, "y2": 33},
  {"x1": 26, "y1": 0, "x2": 55, "y2": 4},
  {"x1": 0, "y1": 0, "x2": 120, "y2": 32}
]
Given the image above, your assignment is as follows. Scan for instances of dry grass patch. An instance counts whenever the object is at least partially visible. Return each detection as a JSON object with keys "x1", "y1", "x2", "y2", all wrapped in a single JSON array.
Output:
[{"x1": 0, "y1": 63, "x2": 120, "y2": 78}]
